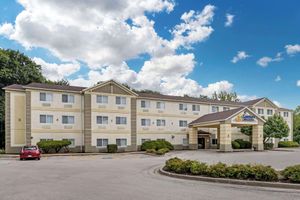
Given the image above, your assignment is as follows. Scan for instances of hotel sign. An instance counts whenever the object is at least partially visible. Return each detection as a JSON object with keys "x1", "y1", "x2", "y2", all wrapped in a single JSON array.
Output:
[{"x1": 231, "y1": 111, "x2": 258, "y2": 124}]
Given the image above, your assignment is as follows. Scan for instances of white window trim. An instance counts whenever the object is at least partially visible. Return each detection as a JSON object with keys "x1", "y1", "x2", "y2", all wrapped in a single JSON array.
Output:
[
  {"x1": 62, "y1": 94, "x2": 75, "y2": 103},
  {"x1": 40, "y1": 114, "x2": 53, "y2": 124},
  {"x1": 96, "y1": 138, "x2": 108, "y2": 148},
  {"x1": 96, "y1": 116, "x2": 109, "y2": 124},
  {"x1": 96, "y1": 95, "x2": 108, "y2": 104}
]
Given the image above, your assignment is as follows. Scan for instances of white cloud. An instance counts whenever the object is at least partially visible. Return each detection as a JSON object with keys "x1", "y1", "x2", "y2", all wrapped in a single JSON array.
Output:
[
  {"x1": 225, "y1": 13, "x2": 234, "y2": 27},
  {"x1": 256, "y1": 53, "x2": 283, "y2": 67},
  {"x1": 0, "y1": 22, "x2": 14, "y2": 36},
  {"x1": 275, "y1": 75, "x2": 281, "y2": 82},
  {"x1": 231, "y1": 51, "x2": 250, "y2": 63},
  {"x1": 33, "y1": 57, "x2": 80, "y2": 81},
  {"x1": 285, "y1": 44, "x2": 300, "y2": 55},
  {"x1": 297, "y1": 80, "x2": 300, "y2": 87},
  {"x1": 273, "y1": 100, "x2": 281, "y2": 108}
]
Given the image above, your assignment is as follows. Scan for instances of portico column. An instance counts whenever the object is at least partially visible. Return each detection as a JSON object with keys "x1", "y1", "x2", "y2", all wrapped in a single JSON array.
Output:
[
  {"x1": 252, "y1": 124, "x2": 264, "y2": 151},
  {"x1": 188, "y1": 127, "x2": 198, "y2": 150},
  {"x1": 219, "y1": 123, "x2": 232, "y2": 152}
]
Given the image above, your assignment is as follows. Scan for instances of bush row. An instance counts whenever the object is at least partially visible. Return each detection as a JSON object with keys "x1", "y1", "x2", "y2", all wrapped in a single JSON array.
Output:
[
  {"x1": 164, "y1": 157, "x2": 279, "y2": 182},
  {"x1": 146, "y1": 148, "x2": 169, "y2": 155},
  {"x1": 107, "y1": 144, "x2": 118, "y2": 153},
  {"x1": 141, "y1": 140, "x2": 174, "y2": 151},
  {"x1": 37, "y1": 140, "x2": 71, "y2": 153},
  {"x1": 282, "y1": 164, "x2": 300, "y2": 183},
  {"x1": 278, "y1": 141, "x2": 299, "y2": 148},
  {"x1": 231, "y1": 139, "x2": 252, "y2": 149}
]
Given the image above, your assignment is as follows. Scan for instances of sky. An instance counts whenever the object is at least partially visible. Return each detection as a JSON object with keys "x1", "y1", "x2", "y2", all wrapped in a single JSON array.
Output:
[{"x1": 0, "y1": 0, "x2": 299, "y2": 109}]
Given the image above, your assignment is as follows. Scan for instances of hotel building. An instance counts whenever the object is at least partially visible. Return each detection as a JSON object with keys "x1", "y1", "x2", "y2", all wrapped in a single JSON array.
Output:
[{"x1": 4, "y1": 80, "x2": 293, "y2": 153}]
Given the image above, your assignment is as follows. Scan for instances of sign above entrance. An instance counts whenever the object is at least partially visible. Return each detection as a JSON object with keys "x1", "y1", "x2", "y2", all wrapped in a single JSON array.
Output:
[{"x1": 231, "y1": 111, "x2": 258, "y2": 124}]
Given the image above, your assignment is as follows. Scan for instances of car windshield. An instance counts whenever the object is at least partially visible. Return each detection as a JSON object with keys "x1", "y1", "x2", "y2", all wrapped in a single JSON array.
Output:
[{"x1": 23, "y1": 146, "x2": 37, "y2": 150}]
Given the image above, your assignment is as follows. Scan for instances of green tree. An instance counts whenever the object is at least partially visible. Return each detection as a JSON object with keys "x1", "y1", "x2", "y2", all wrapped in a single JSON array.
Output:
[
  {"x1": 211, "y1": 91, "x2": 240, "y2": 102},
  {"x1": 240, "y1": 126, "x2": 252, "y2": 136},
  {"x1": 46, "y1": 79, "x2": 70, "y2": 86},
  {"x1": 293, "y1": 106, "x2": 300, "y2": 142},
  {"x1": 0, "y1": 49, "x2": 47, "y2": 148},
  {"x1": 263, "y1": 114, "x2": 289, "y2": 143},
  {"x1": 294, "y1": 126, "x2": 300, "y2": 143}
]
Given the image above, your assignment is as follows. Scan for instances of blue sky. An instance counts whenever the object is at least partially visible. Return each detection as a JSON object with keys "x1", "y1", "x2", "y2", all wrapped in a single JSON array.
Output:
[{"x1": 0, "y1": 0, "x2": 299, "y2": 109}]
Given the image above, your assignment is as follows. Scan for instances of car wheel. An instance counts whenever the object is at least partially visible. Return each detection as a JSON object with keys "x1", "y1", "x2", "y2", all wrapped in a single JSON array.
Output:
[
  {"x1": 37, "y1": 157, "x2": 40, "y2": 160},
  {"x1": 20, "y1": 158, "x2": 23, "y2": 161}
]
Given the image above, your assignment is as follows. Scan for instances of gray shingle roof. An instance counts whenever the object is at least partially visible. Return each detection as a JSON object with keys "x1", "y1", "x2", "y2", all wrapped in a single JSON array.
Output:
[{"x1": 24, "y1": 83, "x2": 86, "y2": 92}]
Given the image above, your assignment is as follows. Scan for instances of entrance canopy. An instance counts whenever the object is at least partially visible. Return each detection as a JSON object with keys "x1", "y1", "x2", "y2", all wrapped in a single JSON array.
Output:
[{"x1": 188, "y1": 107, "x2": 266, "y2": 152}]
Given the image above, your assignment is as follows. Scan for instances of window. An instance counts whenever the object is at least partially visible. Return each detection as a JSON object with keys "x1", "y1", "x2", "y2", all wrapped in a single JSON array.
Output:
[
  {"x1": 40, "y1": 92, "x2": 53, "y2": 102},
  {"x1": 96, "y1": 95, "x2": 108, "y2": 104},
  {"x1": 212, "y1": 106, "x2": 219, "y2": 113},
  {"x1": 62, "y1": 94, "x2": 74, "y2": 103},
  {"x1": 96, "y1": 116, "x2": 108, "y2": 124},
  {"x1": 267, "y1": 109, "x2": 273, "y2": 115},
  {"x1": 179, "y1": 103, "x2": 188, "y2": 111},
  {"x1": 223, "y1": 107, "x2": 230, "y2": 111},
  {"x1": 212, "y1": 139, "x2": 218, "y2": 145},
  {"x1": 179, "y1": 120, "x2": 188, "y2": 127},
  {"x1": 192, "y1": 104, "x2": 200, "y2": 111},
  {"x1": 183, "y1": 138, "x2": 188, "y2": 146},
  {"x1": 40, "y1": 138, "x2": 53, "y2": 142},
  {"x1": 141, "y1": 139, "x2": 150, "y2": 144},
  {"x1": 96, "y1": 138, "x2": 108, "y2": 147},
  {"x1": 116, "y1": 138, "x2": 127, "y2": 147},
  {"x1": 116, "y1": 117, "x2": 127, "y2": 125},
  {"x1": 141, "y1": 119, "x2": 151, "y2": 126},
  {"x1": 258, "y1": 108, "x2": 264, "y2": 115},
  {"x1": 141, "y1": 100, "x2": 150, "y2": 108},
  {"x1": 40, "y1": 115, "x2": 53, "y2": 124},
  {"x1": 156, "y1": 119, "x2": 166, "y2": 126},
  {"x1": 156, "y1": 102, "x2": 165, "y2": 109},
  {"x1": 157, "y1": 138, "x2": 165, "y2": 141},
  {"x1": 284, "y1": 112, "x2": 289, "y2": 117},
  {"x1": 116, "y1": 96, "x2": 126, "y2": 105},
  {"x1": 62, "y1": 116, "x2": 75, "y2": 124},
  {"x1": 62, "y1": 139, "x2": 75, "y2": 147}
]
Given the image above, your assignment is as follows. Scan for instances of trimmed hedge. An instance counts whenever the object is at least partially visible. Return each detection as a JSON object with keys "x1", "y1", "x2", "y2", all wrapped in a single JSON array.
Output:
[
  {"x1": 37, "y1": 140, "x2": 71, "y2": 153},
  {"x1": 107, "y1": 144, "x2": 118, "y2": 153},
  {"x1": 147, "y1": 148, "x2": 169, "y2": 155},
  {"x1": 164, "y1": 157, "x2": 279, "y2": 182},
  {"x1": 264, "y1": 143, "x2": 274, "y2": 150},
  {"x1": 278, "y1": 141, "x2": 299, "y2": 148},
  {"x1": 231, "y1": 141, "x2": 240, "y2": 149},
  {"x1": 234, "y1": 139, "x2": 252, "y2": 149},
  {"x1": 0, "y1": 149, "x2": 5, "y2": 154},
  {"x1": 141, "y1": 140, "x2": 174, "y2": 151},
  {"x1": 282, "y1": 165, "x2": 300, "y2": 183}
]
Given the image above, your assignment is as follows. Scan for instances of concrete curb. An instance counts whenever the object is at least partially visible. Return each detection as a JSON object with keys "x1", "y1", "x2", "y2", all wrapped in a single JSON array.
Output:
[{"x1": 158, "y1": 167, "x2": 300, "y2": 190}]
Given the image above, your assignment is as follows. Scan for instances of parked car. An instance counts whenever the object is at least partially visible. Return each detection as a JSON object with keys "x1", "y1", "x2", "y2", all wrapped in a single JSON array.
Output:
[{"x1": 20, "y1": 146, "x2": 41, "y2": 160}]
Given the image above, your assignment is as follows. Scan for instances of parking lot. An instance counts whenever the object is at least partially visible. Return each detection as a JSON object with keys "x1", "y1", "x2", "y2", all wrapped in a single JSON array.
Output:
[{"x1": 1, "y1": 150, "x2": 300, "y2": 200}]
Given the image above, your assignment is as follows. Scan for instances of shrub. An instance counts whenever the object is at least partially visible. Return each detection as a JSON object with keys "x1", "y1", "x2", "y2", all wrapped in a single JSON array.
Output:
[
  {"x1": 37, "y1": 140, "x2": 71, "y2": 153},
  {"x1": 278, "y1": 141, "x2": 299, "y2": 148},
  {"x1": 282, "y1": 165, "x2": 300, "y2": 183},
  {"x1": 251, "y1": 164, "x2": 278, "y2": 182},
  {"x1": 146, "y1": 149, "x2": 156, "y2": 154},
  {"x1": 232, "y1": 141, "x2": 240, "y2": 149},
  {"x1": 0, "y1": 149, "x2": 5, "y2": 154},
  {"x1": 235, "y1": 139, "x2": 252, "y2": 149},
  {"x1": 165, "y1": 157, "x2": 185, "y2": 173},
  {"x1": 107, "y1": 144, "x2": 118, "y2": 153},
  {"x1": 207, "y1": 162, "x2": 227, "y2": 178},
  {"x1": 225, "y1": 164, "x2": 254, "y2": 179},
  {"x1": 141, "y1": 140, "x2": 174, "y2": 151},
  {"x1": 190, "y1": 161, "x2": 208, "y2": 175},
  {"x1": 156, "y1": 148, "x2": 169, "y2": 155},
  {"x1": 264, "y1": 143, "x2": 274, "y2": 150}
]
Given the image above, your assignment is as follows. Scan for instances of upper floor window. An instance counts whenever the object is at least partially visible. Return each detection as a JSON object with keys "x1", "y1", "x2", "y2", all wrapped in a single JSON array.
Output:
[
  {"x1": 62, "y1": 94, "x2": 74, "y2": 103},
  {"x1": 223, "y1": 107, "x2": 230, "y2": 111},
  {"x1": 96, "y1": 95, "x2": 108, "y2": 104},
  {"x1": 156, "y1": 102, "x2": 165, "y2": 109},
  {"x1": 116, "y1": 96, "x2": 126, "y2": 105},
  {"x1": 192, "y1": 104, "x2": 200, "y2": 111},
  {"x1": 116, "y1": 116, "x2": 127, "y2": 125},
  {"x1": 40, "y1": 115, "x2": 53, "y2": 124},
  {"x1": 40, "y1": 92, "x2": 53, "y2": 102},
  {"x1": 97, "y1": 116, "x2": 108, "y2": 124},
  {"x1": 267, "y1": 109, "x2": 273, "y2": 115},
  {"x1": 141, "y1": 119, "x2": 151, "y2": 126},
  {"x1": 62, "y1": 116, "x2": 75, "y2": 124},
  {"x1": 141, "y1": 100, "x2": 150, "y2": 108},
  {"x1": 179, "y1": 103, "x2": 188, "y2": 111},
  {"x1": 258, "y1": 108, "x2": 264, "y2": 115},
  {"x1": 212, "y1": 106, "x2": 219, "y2": 113},
  {"x1": 179, "y1": 120, "x2": 188, "y2": 127},
  {"x1": 284, "y1": 112, "x2": 289, "y2": 117},
  {"x1": 157, "y1": 119, "x2": 166, "y2": 126}
]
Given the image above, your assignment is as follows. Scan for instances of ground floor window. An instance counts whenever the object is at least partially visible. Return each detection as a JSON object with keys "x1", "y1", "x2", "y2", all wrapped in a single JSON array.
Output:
[
  {"x1": 40, "y1": 138, "x2": 53, "y2": 142},
  {"x1": 212, "y1": 139, "x2": 218, "y2": 145},
  {"x1": 116, "y1": 138, "x2": 127, "y2": 147},
  {"x1": 157, "y1": 138, "x2": 165, "y2": 141},
  {"x1": 141, "y1": 139, "x2": 151, "y2": 144},
  {"x1": 183, "y1": 138, "x2": 188, "y2": 146},
  {"x1": 62, "y1": 138, "x2": 75, "y2": 147},
  {"x1": 97, "y1": 138, "x2": 108, "y2": 147}
]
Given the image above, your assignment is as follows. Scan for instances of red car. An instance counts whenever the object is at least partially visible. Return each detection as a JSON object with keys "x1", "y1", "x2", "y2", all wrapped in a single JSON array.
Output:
[{"x1": 20, "y1": 146, "x2": 41, "y2": 160}]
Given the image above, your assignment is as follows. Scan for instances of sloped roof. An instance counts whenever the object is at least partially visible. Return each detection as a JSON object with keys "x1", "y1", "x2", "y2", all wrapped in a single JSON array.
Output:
[
  {"x1": 2, "y1": 84, "x2": 25, "y2": 91},
  {"x1": 24, "y1": 83, "x2": 86, "y2": 92},
  {"x1": 240, "y1": 98, "x2": 264, "y2": 106}
]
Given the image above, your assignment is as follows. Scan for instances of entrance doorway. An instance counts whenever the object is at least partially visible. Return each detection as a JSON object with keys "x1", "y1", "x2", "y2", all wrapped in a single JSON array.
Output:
[{"x1": 198, "y1": 138, "x2": 205, "y2": 149}]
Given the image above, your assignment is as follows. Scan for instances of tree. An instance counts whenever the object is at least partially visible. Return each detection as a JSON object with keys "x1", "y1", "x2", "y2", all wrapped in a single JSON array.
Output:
[
  {"x1": 211, "y1": 91, "x2": 240, "y2": 102},
  {"x1": 46, "y1": 79, "x2": 70, "y2": 86},
  {"x1": 240, "y1": 126, "x2": 252, "y2": 136},
  {"x1": 293, "y1": 106, "x2": 300, "y2": 142},
  {"x1": 263, "y1": 114, "x2": 289, "y2": 143},
  {"x1": 294, "y1": 126, "x2": 300, "y2": 144},
  {"x1": 0, "y1": 49, "x2": 47, "y2": 148}
]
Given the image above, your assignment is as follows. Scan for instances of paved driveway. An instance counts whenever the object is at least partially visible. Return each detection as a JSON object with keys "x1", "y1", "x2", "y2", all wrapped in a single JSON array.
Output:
[{"x1": 0, "y1": 150, "x2": 300, "y2": 200}]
